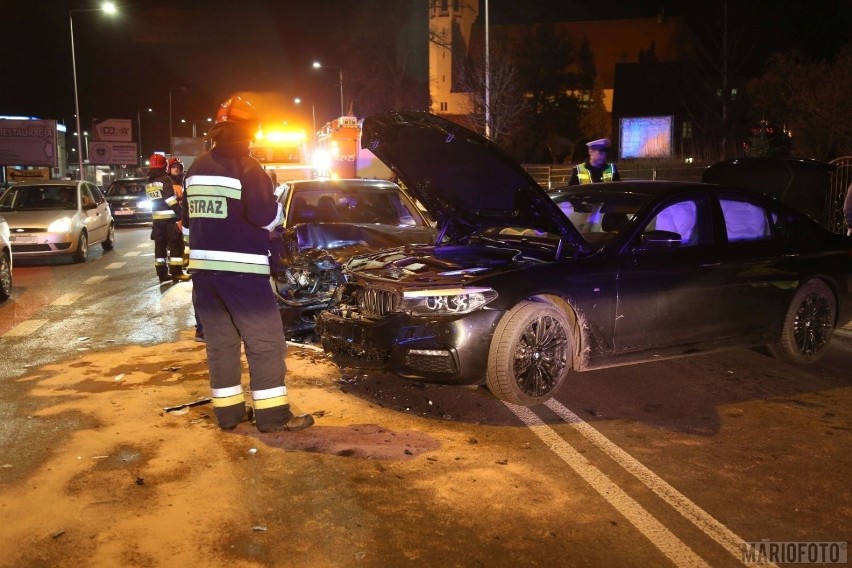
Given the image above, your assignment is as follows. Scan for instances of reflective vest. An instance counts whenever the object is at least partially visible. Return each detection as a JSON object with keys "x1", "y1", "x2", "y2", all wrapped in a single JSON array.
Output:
[
  {"x1": 576, "y1": 163, "x2": 616, "y2": 184},
  {"x1": 183, "y1": 150, "x2": 282, "y2": 276},
  {"x1": 145, "y1": 174, "x2": 179, "y2": 221}
]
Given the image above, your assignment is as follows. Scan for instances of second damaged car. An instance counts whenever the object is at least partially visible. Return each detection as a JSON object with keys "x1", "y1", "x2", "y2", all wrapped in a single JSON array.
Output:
[
  {"x1": 316, "y1": 111, "x2": 852, "y2": 406},
  {"x1": 273, "y1": 178, "x2": 435, "y2": 338}
]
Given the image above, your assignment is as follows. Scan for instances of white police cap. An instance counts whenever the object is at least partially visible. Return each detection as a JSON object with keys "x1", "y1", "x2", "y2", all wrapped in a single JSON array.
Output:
[{"x1": 586, "y1": 138, "x2": 611, "y2": 149}]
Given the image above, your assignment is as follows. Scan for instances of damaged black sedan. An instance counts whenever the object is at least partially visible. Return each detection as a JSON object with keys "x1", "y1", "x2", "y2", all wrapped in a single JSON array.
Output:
[
  {"x1": 273, "y1": 178, "x2": 435, "y2": 338},
  {"x1": 316, "y1": 111, "x2": 852, "y2": 406}
]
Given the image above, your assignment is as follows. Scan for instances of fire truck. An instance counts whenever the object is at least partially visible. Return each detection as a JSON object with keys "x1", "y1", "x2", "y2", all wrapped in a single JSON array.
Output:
[
  {"x1": 250, "y1": 128, "x2": 316, "y2": 186},
  {"x1": 314, "y1": 116, "x2": 392, "y2": 180}
]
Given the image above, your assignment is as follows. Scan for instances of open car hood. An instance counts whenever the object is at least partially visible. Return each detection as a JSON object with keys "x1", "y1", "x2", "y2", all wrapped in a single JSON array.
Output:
[{"x1": 361, "y1": 111, "x2": 587, "y2": 252}]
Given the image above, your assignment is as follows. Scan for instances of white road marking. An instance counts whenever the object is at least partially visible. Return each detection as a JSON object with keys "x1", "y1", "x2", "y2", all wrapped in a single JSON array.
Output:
[
  {"x1": 51, "y1": 293, "x2": 83, "y2": 306},
  {"x1": 3, "y1": 319, "x2": 48, "y2": 337},
  {"x1": 123, "y1": 251, "x2": 141, "y2": 257},
  {"x1": 104, "y1": 262, "x2": 126, "y2": 270},
  {"x1": 137, "y1": 243, "x2": 149, "y2": 248},
  {"x1": 544, "y1": 399, "x2": 776, "y2": 567},
  {"x1": 505, "y1": 402, "x2": 711, "y2": 568},
  {"x1": 84, "y1": 276, "x2": 108, "y2": 285}
]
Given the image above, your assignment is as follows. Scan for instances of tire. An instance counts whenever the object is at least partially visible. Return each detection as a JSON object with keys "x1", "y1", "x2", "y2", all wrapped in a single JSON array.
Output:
[
  {"x1": 102, "y1": 223, "x2": 115, "y2": 251},
  {"x1": 486, "y1": 300, "x2": 572, "y2": 406},
  {"x1": 72, "y1": 231, "x2": 88, "y2": 263},
  {"x1": 767, "y1": 279, "x2": 836, "y2": 364},
  {"x1": 0, "y1": 250, "x2": 11, "y2": 302}
]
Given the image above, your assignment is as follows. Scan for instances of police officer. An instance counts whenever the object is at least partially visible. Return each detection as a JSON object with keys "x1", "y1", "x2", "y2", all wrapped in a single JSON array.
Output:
[
  {"x1": 568, "y1": 138, "x2": 620, "y2": 185},
  {"x1": 182, "y1": 96, "x2": 313, "y2": 433},
  {"x1": 146, "y1": 154, "x2": 189, "y2": 282}
]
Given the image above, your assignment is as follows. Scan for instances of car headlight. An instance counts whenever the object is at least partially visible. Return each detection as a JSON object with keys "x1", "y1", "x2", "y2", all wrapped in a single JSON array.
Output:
[
  {"x1": 400, "y1": 287, "x2": 497, "y2": 316},
  {"x1": 47, "y1": 217, "x2": 73, "y2": 233},
  {"x1": 137, "y1": 200, "x2": 152, "y2": 210}
]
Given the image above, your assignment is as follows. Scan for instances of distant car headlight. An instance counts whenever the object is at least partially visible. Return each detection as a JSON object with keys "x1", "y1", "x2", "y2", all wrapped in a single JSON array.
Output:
[
  {"x1": 400, "y1": 287, "x2": 497, "y2": 316},
  {"x1": 137, "y1": 200, "x2": 152, "y2": 210},
  {"x1": 47, "y1": 217, "x2": 73, "y2": 233}
]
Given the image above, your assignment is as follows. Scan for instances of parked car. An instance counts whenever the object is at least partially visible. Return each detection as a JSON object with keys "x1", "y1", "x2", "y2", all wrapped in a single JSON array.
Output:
[
  {"x1": 273, "y1": 178, "x2": 436, "y2": 338},
  {"x1": 316, "y1": 111, "x2": 852, "y2": 406},
  {"x1": 104, "y1": 177, "x2": 153, "y2": 224},
  {"x1": 0, "y1": 180, "x2": 115, "y2": 263},
  {"x1": 0, "y1": 214, "x2": 12, "y2": 301}
]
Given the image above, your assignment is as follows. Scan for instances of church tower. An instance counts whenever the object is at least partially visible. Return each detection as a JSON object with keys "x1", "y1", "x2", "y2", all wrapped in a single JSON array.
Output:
[{"x1": 428, "y1": 0, "x2": 479, "y2": 118}]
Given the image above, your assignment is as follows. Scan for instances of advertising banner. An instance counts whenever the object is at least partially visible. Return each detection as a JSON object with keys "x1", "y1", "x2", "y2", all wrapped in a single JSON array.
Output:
[
  {"x1": 92, "y1": 118, "x2": 133, "y2": 142},
  {"x1": 0, "y1": 119, "x2": 57, "y2": 167},
  {"x1": 89, "y1": 141, "x2": 139, "y2": 165}
]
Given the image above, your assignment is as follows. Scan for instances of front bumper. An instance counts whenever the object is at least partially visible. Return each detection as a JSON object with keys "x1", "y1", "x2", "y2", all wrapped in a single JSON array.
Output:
[
  {"x1": 10, "y1": 232, "x2": 76, "y2": 257},
  {"x1": 316, "y1": 308, "x2": 504, "y2": 385}
]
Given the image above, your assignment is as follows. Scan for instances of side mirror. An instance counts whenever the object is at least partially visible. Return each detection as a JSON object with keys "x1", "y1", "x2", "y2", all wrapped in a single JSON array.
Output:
[{"x1": 637, "y1": 229, "x2": 682, "y2": 250}]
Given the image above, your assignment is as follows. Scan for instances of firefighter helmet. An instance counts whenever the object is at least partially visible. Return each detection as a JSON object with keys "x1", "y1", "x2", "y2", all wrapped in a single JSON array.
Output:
[
  {"x1": 215, "y1": 96, "x2": 260, "y2": 134},
  {"x1": 167, "y1": 157, "x2": 184, "y2": 171},
  {"x1": 149, "y1": 154, "x2": 167, "y2": 169}
]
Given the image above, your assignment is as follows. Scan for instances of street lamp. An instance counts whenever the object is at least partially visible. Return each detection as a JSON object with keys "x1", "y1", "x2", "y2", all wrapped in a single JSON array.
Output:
[
  {"x1": 294, "y1": 98, "x2": 316, "y2": 143},
  {"x1": 312, "y1": 61, "x2": 344, "y2": 118},
  {"x1": 169, "y1": 87, "x2": 187, "y2": 154},
  {"x1": 70, "y1": 1, "x2": 117, "y2": 180},
  {"x1": 137, "y1": 107, "x2": 152, "y2": 161},
  {"x1": 181, "y1": 118, "x2": 212, "y2": 138}
]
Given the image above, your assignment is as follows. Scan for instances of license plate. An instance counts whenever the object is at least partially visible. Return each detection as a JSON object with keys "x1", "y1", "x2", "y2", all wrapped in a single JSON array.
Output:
[
  {"x1": 12, "y1": 236, "x2": 37, "y2": 244},
  {"x1": 114, "y1": 209, "x2": 134, "y2": 215}
]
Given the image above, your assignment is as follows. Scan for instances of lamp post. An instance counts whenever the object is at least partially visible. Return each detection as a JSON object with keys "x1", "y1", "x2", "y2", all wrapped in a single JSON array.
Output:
[
  {"x1": 70, "y1": 1, "x2": 117, "y2": 180},
  {"x1": 83, "y1": 131, "x2": 90, "y2": 162},
  {"x1": 169, "y1": 87, "x2": 187, "y2": 155},
  {"x1": 182, "y1": 118, "x2": 212, "y2": 138},
  {"x1": 312, "y1": 61, "x2": 344, "y2": 118},
  {"x1": 294, "y1": 98, "x2": 316, "y2": 143},
  {"x1": 136, "y1": 107, "x2": 152, "y2": 162}
]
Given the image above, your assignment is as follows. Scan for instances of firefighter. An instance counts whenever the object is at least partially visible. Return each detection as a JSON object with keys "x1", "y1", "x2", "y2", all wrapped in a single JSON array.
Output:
[
  {"x1": 568, "y1": 138, "x2": 620, "y2": 185},
  {"x1": 182, "y1": 96, "x2": 314, "y2": 433},
  {"x1": 168, "y1": 157, "x2": 191, "y2": 269},
  {"x1": 146, "y1": 154, "x2": 189, "y2": 282}
]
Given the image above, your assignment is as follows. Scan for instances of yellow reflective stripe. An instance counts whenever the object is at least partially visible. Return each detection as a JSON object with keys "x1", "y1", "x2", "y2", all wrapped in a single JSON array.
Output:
[
  {"x1": 153, "y1": 211, "x2": 178, "y2": 219},
  {"x1": 165, "y1": 195, "x2": 178, "y2": 206},
  {"x1": 188, "y1": 259, "x2": 270, "y2": 275},
  {"x1": 253, "y1": 395, "x2": 288, "y2": 410},
  {"x1": 212, "y1": 393, "x2": 246, "y2": 408},
  {"x1": 168, "y1": 258, "x2": 184, "y2": 266},
  {"x1": 186, "y1": 175, "x2": 242, "y2": 191}
]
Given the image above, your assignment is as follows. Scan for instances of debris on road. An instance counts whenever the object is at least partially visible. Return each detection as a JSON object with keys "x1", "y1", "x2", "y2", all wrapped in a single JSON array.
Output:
[{"x1": 163, "y1": 397, "x2": 212, "y2": 413}]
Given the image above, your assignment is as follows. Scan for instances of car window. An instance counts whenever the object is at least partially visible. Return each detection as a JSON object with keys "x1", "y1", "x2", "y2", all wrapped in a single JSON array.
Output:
[
  {"x1": 719, "y1": 198, "x2": 771, "y2": 242},
  {"x1": 81, "y1": 185, "x2": 96, "y2": 208},
  {"x1": 551, "y1": 192, "x2": 645, "y2": 246},
  {"x1": 0, "y1": 185, "x2": 77, "y2": 210},
  {"x1": 288, "y1": 188, "x2": 424, "y2": 226},
  {"x1": 107, "y1": 181, "x2": 147, "y2": 196},
  {"x1": 642, "y1": 199, "x2": 703, "y2": 247},
  {"x1": 86, "y1": 183, "x2": 105, "y2": 205}
]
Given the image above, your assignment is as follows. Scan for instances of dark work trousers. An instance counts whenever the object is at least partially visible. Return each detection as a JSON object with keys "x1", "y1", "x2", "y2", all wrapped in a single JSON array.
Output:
[
  {"x1": 151, "y1": 220, "x2": 185, "y2": 280},
  {"x1": 192, "y1": 271, "x2": 292, "y2": 430}
]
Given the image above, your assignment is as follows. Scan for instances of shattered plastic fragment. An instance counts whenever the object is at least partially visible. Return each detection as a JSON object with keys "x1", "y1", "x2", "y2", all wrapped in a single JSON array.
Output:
[
  {"x1": 252, "y1": 526, "x2": 267, "y2": 532},
  {"x1": 114, "y1": 373, "x2": 125, "y2": 382},
  {"x1": 248, "y1": 448, "x2": 258, "y2": 455},
  {"x1": 77, "y1": 336, "x2": 90, "y2": 342},
  {"x1": 166, "y1": 407, "x2": 190, "y2": 416},
  {"x1": 163, "y1": 397, "x2": 212, "y2": 412}
]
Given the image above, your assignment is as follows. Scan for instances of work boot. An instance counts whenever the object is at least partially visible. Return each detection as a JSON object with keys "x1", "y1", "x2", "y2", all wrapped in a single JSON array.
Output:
[
  {"x1": 257, "y1": 413, "x2": 315, "y2": 433},
  {"x1": 219, "y1": 407, "x2": 253, "y2": 431},
  {"x1": 194, "y1": 329, "x2": 205, "y2": 343},
  {"x1": 172, "y1": 272, "x2": 191, "y2": 282}
]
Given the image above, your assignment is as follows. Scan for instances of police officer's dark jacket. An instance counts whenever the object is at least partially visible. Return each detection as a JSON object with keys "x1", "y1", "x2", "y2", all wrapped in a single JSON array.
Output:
[
  {"x1": 182, "y1": 123, "x2": 283, "y2": 276},
  {"x1": 146, "y1": 167, "x2": 181, "y2": 221}
]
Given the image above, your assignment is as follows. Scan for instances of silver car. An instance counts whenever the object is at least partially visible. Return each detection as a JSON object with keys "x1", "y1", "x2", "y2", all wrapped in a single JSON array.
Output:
[
  {"x1": 0, "y1": 180, "x2": 115, "y2": 263},
  {"x1": 0, "y1": 213, "x2": 12, "y2": 301}
]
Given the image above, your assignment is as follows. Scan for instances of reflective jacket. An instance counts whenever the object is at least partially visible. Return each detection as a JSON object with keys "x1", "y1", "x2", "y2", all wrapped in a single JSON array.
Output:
[
  {"x1": 183, "y1": 143, "x2": 283, "y2": 276},
  {"x1": 576, "y1": 162, "x2": 617, "y2": 184},
  {"x1": 146, "y1": 168, "x2": 181, "y2": 221}
]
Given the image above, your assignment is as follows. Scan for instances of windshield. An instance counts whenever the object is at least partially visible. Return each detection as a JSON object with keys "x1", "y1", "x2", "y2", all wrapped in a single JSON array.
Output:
[
  {"x1": 0, "y1": 185, "x2": 78, "y2": 211},
  {"x1": 106, "y1": 180, "x2": 147, "y2": 196},
  {"x1": 551, "y1": 191, "x2": 649, "y2": 246},
  {"x1": 287, "y1": 187, "x2": 425, "y2": 227}
]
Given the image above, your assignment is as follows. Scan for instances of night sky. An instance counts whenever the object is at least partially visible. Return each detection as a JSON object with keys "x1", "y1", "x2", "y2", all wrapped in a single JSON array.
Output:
[{"x1": 1, "y1": 0, "x2": 849, "y2": 157}]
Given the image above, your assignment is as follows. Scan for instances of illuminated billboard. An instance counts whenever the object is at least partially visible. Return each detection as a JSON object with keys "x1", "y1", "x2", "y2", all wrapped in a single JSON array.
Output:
[{"x1": 619, "y1": 116, "x2": 673, "y2": 159}]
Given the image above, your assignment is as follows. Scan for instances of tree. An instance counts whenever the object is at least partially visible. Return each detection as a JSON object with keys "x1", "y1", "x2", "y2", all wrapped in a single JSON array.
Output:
[{"x1": 748, "y1": 44, "x2": 852, "y2": 160}]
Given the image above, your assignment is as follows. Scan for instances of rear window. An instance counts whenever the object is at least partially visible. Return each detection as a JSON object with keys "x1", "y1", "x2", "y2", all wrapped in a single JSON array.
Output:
[{"x1": 107, "y1": 181, "x2": 147, "y2": 196}]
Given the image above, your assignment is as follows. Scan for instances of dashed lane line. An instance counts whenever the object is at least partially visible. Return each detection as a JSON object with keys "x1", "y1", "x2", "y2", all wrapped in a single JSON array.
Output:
[
  {"x1": 104, "y1": 262, "x2": 127, "y2": 270},
  {"x1": 51, "y1": 293, "x2": 83, "y2": 306},
  {"x1": 2, "y1": 319, "x2": 48, "y2": 338},
  {"x1": 544, "y1": 399, "x2": 776, "y2": 568},
  {"x1": 505, "y1": 402, "x2": 711, "y2": 568},
  {"x1": 83, "y1": 276, "x2": 108, "y2": 285},
  {"x1": 123, "y1": 251, "x2": 141, "y2": 257}
]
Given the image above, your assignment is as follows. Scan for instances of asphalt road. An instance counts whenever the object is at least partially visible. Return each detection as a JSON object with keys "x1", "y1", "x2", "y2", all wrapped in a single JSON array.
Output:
[{"x1": 0, "y1": 225, "x2": 850, "y2": 567}]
